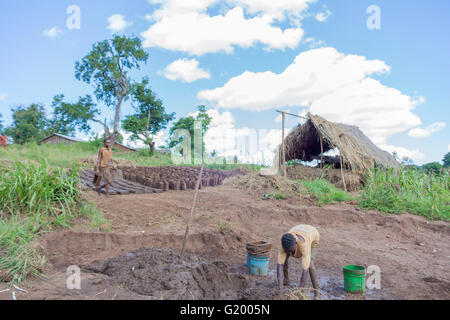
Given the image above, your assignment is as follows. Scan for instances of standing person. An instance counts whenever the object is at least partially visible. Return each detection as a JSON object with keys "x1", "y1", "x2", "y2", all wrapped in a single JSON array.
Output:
[
  {"x1": 95, "y1": 138, "x2": 114, "y2": 197},
  {"x1": 277, "y1": 224, "x2": 320, "y2": 297},
  {"x1": 1, "y1": 133, "x2": 7, "y2": 149}
]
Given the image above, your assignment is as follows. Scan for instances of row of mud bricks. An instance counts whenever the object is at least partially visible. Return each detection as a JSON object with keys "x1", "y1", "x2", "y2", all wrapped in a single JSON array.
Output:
[{"x1": 117, "y1": 166, "x2": 238, "y2": 191}]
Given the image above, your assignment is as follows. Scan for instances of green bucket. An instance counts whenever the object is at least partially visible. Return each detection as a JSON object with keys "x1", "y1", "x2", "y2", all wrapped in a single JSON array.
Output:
[{"x1": 343, "y1": 265, "x2": 366, "y2": 293}]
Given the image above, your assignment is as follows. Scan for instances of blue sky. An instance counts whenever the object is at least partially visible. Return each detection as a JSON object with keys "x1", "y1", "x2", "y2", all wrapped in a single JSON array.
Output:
[{"x1": 0, "y1": 0, "x2": 448, "y2": 164}]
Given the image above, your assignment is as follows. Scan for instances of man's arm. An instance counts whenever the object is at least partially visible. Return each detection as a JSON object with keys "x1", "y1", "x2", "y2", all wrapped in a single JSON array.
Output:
[
  {"x1": 277, "y1": 264, "x2": 284, "y2": 290},
  {"x1": 96, "y1": 149, "x2": 102, "y2": 172},
  {"x1": 299, "y1": 268, "x2": 308, "y2": 288}
]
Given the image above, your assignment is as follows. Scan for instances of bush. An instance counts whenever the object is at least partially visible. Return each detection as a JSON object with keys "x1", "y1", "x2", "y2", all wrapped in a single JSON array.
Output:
[
  {"x1": 359, "y1": 167, "x2": 450, "y2": 221},
  {"x1": 299, "y1": 179, "x2": 354, "y2": 206},
  {"x1": 0, "y1": 161, "x2": 108, "y2": 283}
]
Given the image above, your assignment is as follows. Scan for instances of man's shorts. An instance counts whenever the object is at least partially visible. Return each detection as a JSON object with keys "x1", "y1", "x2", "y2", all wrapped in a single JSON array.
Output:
[{"x1": 100, "y1": 167, "x2": 113, "y2": 185}]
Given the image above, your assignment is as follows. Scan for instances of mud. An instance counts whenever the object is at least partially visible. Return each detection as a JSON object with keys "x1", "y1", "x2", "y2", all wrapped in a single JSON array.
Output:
[{"x1": 86, "y1": 247, "x2": 280, "y2": 300}]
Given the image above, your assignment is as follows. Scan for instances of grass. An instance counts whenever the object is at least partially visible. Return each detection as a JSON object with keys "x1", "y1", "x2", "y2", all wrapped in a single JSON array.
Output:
[
  {"x1": 218, "y1": 220, "x2": 234, "y2": 233},
  {"x1": 359, "y1": 167, "x2": 450, "y2": 221},
  {"x1": 0, "y1": 160, "x2": 109, "y2": 283},
  {"x1": 299, "y1": 179, "x2": 355, "y2": 206},
  {"x1": 0, "y1": 142, "x2": 99, "y2": 168},
  {"x1": 272, "y1": 192, "x2": 287, "y2": 200}
]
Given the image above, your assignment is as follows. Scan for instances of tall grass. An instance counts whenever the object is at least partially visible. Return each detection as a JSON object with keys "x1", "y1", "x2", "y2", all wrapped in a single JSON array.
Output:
[
  {"x1": 299, "y1": 179, "x2": 354, "y2": 206},
  {"x1": 359, "y1": 167, "x2": 450, "y2": 221},
  {"x1": 0, "y1": 161, "x2": 107, "y2": 283},
  {"x1": 0, "y1": 142, "x2": 99, "y2": 168}
]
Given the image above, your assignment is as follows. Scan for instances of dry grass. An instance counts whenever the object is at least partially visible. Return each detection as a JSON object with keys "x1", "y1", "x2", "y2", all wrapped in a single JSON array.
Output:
[{"x1": 283, "y1": 113, "x2": 399, "y2": 172}]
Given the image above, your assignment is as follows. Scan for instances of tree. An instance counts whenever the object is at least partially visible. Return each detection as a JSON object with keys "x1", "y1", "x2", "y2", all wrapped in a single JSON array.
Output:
[
  {"x1": 75, "y1": 35, "x2": 149, "y2": 143},
  {"x1": 0, "y1": 113, "x2": 3, "y2": 133},
  {"x1": 122, "y1": 78, "x2": 175, "y2": 155},
  {"x1": 443, "y1": 152, "x2": 450, "y2": 168},
  {"x1": 48, "y1": 94, "x2": 101, "y2": 136},
  {"x1": 421, "y1": 162, "x2": 442, "y2": 174},
  {"x1": 5, "y1": 104, "x2": 48, "y2": 144},
  {"x1": 169, "y1": 105, "x2": 212, "y2": 159}
]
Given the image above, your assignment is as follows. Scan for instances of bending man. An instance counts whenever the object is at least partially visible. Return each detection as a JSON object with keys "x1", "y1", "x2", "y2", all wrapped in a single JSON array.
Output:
[{"x1": 277, "y1": 224, "x2": 320, "y2": 296}]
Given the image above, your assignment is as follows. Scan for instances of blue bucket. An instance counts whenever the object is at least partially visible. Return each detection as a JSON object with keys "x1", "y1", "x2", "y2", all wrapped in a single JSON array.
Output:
[{"x1": 248, "y1": 254, "x2": 269, "y2": 276}]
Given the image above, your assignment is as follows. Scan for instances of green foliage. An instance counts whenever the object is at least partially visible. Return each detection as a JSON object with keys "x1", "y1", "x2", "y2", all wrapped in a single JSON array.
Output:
[
  {"x1": 48, "y1": 94, "x2": 100, "y2": 135},
  {"x1": 75, "y1": 35, "x2": 148, "y2": 106},
  {"x1": 300, "y1": 179, "x2": 354, "y2": 206},
  {"x1": 0, "y1": 113, "x2": 4, "y2": 132},
  {"x1": 0, "y1": 160, "x2": 81, "y2": 221},
  {"x1": 0, "y1": 161, "x2": 109, "y2": 283},
  {"x1": 443, "y1": 152, "x2": 450, "y2": 168},
  {"x1": 169, "y1": 105, "x2": 212, "y2": 159},
  {"x1": 272, "y1": 192, "x2": 286, "y2": 200},
  {"x1": 75, "y1": 35, "x2": 149, "y2": 139},
  {"x1": 5, "y1": 104, "x2": 48, "y2": 144},
  {"x1": 359, "y1": 167, "x2": 450, "y2": 221},
  {"x1": 421, "y1": 162, "x2": 442, "y2": 174},
  {"x1": 122, "y1": 78, "x2": 175, "y2": 153}
]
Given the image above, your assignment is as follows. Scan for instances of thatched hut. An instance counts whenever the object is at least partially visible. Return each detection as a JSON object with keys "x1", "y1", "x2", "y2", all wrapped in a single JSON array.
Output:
[{"x1": 283, "y1": 114, "x2": 399, "y2": 171}]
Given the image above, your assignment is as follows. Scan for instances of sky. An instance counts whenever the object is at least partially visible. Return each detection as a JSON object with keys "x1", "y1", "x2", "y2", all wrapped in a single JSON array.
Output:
[{"x1": 0, "y1": 0, "x2": 449, "y2": 165}]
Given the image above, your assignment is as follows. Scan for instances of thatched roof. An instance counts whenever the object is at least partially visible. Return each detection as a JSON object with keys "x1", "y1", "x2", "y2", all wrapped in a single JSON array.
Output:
[{"x1": 283, "y1": 114, "x2": 399, "y2": 171}]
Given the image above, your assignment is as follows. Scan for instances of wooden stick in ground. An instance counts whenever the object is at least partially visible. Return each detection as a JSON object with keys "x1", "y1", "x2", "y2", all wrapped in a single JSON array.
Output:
[
  {"x1": 339, "y1": 155, "x2": 347, "y2": 192},
  {"x1": 180, "y1": 164, "x2": 204, "y2": 261},
  {"x1": 282, "y1": 112, "x2": 287, "y2": 177}
]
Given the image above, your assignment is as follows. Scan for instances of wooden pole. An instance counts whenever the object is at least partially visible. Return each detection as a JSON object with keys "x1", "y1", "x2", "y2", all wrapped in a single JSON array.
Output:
[
  {"x1": 180, "y1": 164, "x2": 204, "y2": 261},
  {"x1": 339, "y1": 155, "x2": 347, "y2": 192},
  {"x1": 281, "y1": 112, "x2": 287, "y2": 177},
  {"x1": 319, "y1": 136, "x2": 324, "y2": 170}
]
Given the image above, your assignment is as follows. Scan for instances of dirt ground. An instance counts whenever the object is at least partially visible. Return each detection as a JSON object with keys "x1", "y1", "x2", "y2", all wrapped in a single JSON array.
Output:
[{"x1": 1, "y1": 175, "x2": 449, "y2": 300}]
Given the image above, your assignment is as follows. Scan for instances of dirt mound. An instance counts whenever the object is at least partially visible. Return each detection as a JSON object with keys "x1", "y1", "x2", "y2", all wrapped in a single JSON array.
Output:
[
  {"x1": 286, "y1": 165, "x2": 362, "y2": 191},
  {"x1": 43, "y1": 229, "x2": 252, "y2": 268},
  {"x1": 224, "y1": 172, "x2": 303, "y2": 196},
  {"x1": 86, "y1": 247, "x2": 278, "y2": 300}
]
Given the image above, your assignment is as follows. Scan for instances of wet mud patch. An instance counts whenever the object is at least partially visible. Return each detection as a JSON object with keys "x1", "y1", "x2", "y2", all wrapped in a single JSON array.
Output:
[{"x1": 86, "y1": 247, "x2": 279, "y2": 300}]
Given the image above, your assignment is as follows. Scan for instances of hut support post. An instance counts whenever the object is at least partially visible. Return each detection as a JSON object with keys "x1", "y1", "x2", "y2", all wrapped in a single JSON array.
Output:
[
  {"x1": 339, "y1": 155, "x2": 347, "y2": 192},
  {"x1": 282, "y1": 112, "x2": 286, "y2": 177},
  {"x1": 319, "y1": 136, "x2": 324, "y2": 170}
]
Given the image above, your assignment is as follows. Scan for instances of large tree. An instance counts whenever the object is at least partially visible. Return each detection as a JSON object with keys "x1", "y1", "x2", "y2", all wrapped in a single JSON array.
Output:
[
  {"x1": 169, "y1": 105, "x2": 212, "y2": 160},
  {"x1": 0, "y1": 113, "x2": 3, "y2": 132},
  {"x1": 5, "y1": 104, "x2": 48, "y2": 144},
  {"x1": 75, "y1": 35, "x2": 149, "y2": 143},
  {"x1": 48, "y1": 94, "x2": 102, "y2": 136},
  {"x1": 122, "y1": 78, "x2": 175, "y2": 154},
  {"x1": 443, "y1": 152, "x2": 450, "y2": 168}
]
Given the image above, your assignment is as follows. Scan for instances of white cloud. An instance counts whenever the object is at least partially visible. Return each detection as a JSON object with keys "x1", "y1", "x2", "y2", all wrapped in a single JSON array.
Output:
[
  {"x1": 408, "y1": 122, "x2": 446, "y2": 138},
  {"x1": 380, "y1": 144, "x2": 426, "y2": 164},
  {"x1": 141, "y1": 0, "x2": 309, "y2": 55},
  {"x1": 230, "y1": 0, "x2": 314, "y2": 20},
  {"x1": 315, "y1": 9, "x2": 331, "y2": 22},
  {"x1": 185, "y1": 109, "x2": 283, "y2": 164},
  {"x1": 159, "y1": 58, "x2": 210, "y2": 83},
  {"x1": 448, "y1": 144, "x2": 450, "y2": 152},
  {"x1": 0, "y1": 93, "x2": 7, "y2": 101},
  {"x1": 198, "y1": 47, "x2": 423, "y2": 145},
  {"x1": 43, "y1": 26, "x2": 63, "y2": 38},
  {"x1": 303, "y1": 37, "x2": 325, "y2": 49},
  {"x1": 107, "y1": 14, "x2": 133, "y2": 33}
]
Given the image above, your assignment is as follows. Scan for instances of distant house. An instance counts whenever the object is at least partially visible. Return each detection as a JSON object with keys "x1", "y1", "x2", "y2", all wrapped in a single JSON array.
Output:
[{"x1": 40, "y1": 133, "x2": 137, "y2": 152}]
